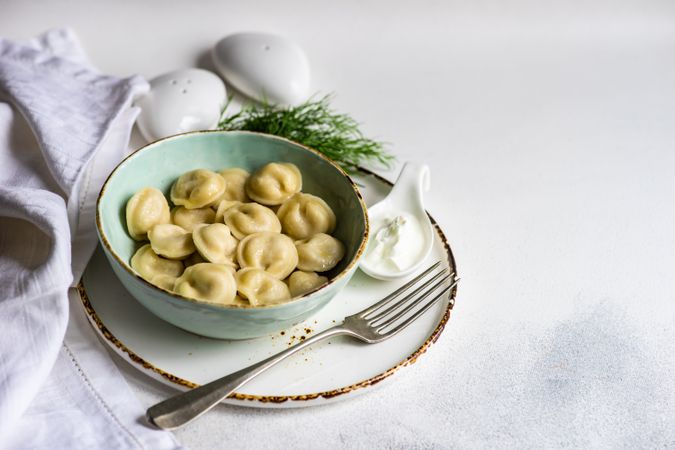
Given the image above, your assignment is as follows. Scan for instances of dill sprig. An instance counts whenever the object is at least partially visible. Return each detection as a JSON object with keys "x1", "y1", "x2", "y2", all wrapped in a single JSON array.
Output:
[{"x1": 217, "y1": 95, "x2": 393, "y2": 171}]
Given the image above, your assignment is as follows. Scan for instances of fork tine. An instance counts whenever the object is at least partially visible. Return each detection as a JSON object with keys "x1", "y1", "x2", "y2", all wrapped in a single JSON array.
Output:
[
  {"x1": 371, "y1": 273, "x2": 452, "y2": 327},
  {"x1": 361, "y1": 261, "x2": 441, "y2": 318},
  {"x1": 366, "y1": 267, "x2": 450, "y2": 322},
  {"x1": 380, "y1": 277, "x2": 460, "y2": 336}
]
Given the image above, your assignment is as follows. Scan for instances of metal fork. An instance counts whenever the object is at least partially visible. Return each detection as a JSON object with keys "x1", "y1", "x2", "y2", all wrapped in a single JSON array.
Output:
[{"x1": 147, "y1": 262, "x2": 459, "y2": 430}]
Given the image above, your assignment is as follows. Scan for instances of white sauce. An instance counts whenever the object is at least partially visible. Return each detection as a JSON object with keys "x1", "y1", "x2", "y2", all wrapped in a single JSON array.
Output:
[{"x1": 364, "y1": 213, "x2": 425, "y2": 273}]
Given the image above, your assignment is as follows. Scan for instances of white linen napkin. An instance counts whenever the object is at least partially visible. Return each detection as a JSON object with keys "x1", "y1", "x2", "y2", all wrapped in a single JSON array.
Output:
[{"x1": 0, "y1": 29, "x2": 183, "y2": 449}]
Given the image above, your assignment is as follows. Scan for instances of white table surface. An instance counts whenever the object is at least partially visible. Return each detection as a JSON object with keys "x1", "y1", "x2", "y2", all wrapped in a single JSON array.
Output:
[{"x1": 3, "y1": 1, "x2": 675, "y2": 448}]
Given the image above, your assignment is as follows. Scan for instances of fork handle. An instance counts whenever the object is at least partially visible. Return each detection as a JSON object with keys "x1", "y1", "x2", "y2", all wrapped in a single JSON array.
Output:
[{"x1": 147, "y1": 325, "x2": 349, "y2": 430}]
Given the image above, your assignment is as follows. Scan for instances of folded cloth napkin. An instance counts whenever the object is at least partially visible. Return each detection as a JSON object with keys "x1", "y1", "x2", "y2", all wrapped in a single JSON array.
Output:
[{"x1": 0, "y1": 29, "x2": 183, "y2": 449}]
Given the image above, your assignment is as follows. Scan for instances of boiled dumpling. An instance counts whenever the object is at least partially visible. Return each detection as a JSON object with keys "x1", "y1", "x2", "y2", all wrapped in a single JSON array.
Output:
[
  {"x1": 286, "y1": 271, "x2": 328, "y2": 297},
  {"x1": 171, "y1": 206, "x2": 215, "y2": 232},
  {"x1": 192, "y1": 223, "x2": 238, "y2": 265},
  {"x1": 126, "y1": 187, "x2": 171, "y2": 240},
  {"x1": 213, "y1": 199, "x2": 242, "y2": 223},
  {"x1": 277, "y1": 193, "x2": 336, "y2": 240},
  {"x1": 236, "y1": 268, "x2": 291, "y2": 306},
  {"x1": 222, "y1": 203, "x2": 281, "y2": 239},
  {"x1": 245, "y1": 162, "x2": 302, "y2": 205},
  {"x1": 148, "y1": 224, "x2": 196, "y2": 259},
  {"x1": 130, "y1": 244, "x2": 184, "y2": 286},
  {"x1": 173, "y1": 263, "x2": 237, "y2": 304},
  {"x1": 237, "y1": 231, "x2": 298, "y2": 279},
  {"x1": 295, "y1": 233, "x2": 345, "y2": 272},
  {"x1": 170, "y1": 169, "x2": 226, "y2": 209},
  {"x1": 218, "y1": 168, "x2": 250, "y2": 202}
]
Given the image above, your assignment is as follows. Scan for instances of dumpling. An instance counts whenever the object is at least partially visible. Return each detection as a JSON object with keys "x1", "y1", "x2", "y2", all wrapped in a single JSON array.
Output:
[
  {"x1": 170, "y1": 169, "x2": 226, "y2": 209},
  {"x1": 245, "y1": 162, "x2": 302, "y2": 205},
  {"x1": 286, "y1": 271, "x2": 328, "y2": 297},
  {"x1": 171, "y1": 206, "x2": 215, "y2": 232},
  {"x1": 222, "y1": 203, "x2": 281, "y2": 240},
  {"x1": 218, "y1": 168, "x2": 250, "y2": 202},
  {"x1": 236, "y1": 268, "x2": 291, "y2": 306},
  {"x1": 192, "y1": 223, "x2": 238, "y2": 265},
  {"x1": 130, "y1": 244, "x2": 184, "y2": 287},
  {"x1": 295, "y1": 233, "x2": 345, "y2": 272},
  {"x1": 237, "y1": 231, "x2": 298, "y2": 279},
  {"x1": 126, "y1": 187, "x2": 170, "y2": 240},
  {"x1": 213, "y1": 199, "x2": 242, "y2": 223},
  {"x1": 173, "y1": 263, "x2": 237, "y2": 305},
  {"x1": 148, "y1": 224, "x2": 196, "y2": 259},
  {"x1": 277, "y1": 193, "x2": 336, "y2": 240}
]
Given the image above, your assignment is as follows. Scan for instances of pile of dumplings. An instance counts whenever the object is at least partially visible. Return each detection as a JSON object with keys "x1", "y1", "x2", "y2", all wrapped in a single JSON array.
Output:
[{"x1": 125, "y1": 162, "x2": 346, "y2": 307}]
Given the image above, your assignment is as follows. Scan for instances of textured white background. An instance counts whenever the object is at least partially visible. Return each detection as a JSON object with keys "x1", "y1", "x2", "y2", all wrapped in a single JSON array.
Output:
[{"x1": 3, "y1": 0, "x2": 675, "y2": 448}]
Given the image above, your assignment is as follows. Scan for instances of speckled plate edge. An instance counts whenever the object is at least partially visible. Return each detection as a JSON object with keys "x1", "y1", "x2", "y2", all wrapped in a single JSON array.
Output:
[{"x1": 77, "y1": 168, "x2": 458, "y2": 405}]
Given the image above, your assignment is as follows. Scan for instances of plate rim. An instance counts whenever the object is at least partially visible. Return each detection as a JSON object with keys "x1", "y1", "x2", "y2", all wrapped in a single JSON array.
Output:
[{"x1": 78, "y1": 167, "x2": 458, "y2": 405}]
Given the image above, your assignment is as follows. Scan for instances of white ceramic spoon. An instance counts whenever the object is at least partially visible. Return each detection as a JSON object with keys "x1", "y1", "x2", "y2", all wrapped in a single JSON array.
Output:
[{"x1": 360, "y1": 162, "x2": 434, "y2": 280}]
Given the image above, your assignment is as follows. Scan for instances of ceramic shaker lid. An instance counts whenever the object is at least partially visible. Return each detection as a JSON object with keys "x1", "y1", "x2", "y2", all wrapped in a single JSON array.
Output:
[
  {"x1": 136, "y1": 68, "x2": 226, "y2": 142},
  {"x1": 212, "y1": 32, "x2": 310, "y2": 105}
]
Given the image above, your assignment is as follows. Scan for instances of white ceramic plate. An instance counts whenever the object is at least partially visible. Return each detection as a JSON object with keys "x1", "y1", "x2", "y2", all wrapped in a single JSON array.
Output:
[{"x1": 78, "y1": 169, "x2": 458, "y2": 408}]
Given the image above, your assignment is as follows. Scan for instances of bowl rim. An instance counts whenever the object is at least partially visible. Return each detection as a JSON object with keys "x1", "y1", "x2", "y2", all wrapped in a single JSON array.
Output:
[{"x1": 95, "y1": 129, "x2": 369, "y2": 311}]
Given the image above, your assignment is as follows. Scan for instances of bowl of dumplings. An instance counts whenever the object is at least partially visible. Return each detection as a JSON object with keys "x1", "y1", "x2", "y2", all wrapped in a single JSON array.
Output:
[{"x1": 96, "y1": 130, "x2": 369, "y2": 339}]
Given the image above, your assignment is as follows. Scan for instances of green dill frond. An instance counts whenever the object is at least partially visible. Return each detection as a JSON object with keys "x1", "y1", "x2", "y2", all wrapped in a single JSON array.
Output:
[{"x1": 217, "y1": 95, "x2": 393, "y2": 171}]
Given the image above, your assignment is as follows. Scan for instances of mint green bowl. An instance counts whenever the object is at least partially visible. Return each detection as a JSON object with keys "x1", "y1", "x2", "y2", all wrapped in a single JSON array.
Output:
[{"x1": 96, "y1": 131, "x2": 369, "y2": 340}]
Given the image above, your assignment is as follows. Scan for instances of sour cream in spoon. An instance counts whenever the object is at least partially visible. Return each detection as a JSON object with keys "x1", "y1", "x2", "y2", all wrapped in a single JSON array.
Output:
[{"x1": 360, "y1": 162, "x2": 434, "y2": 280}]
